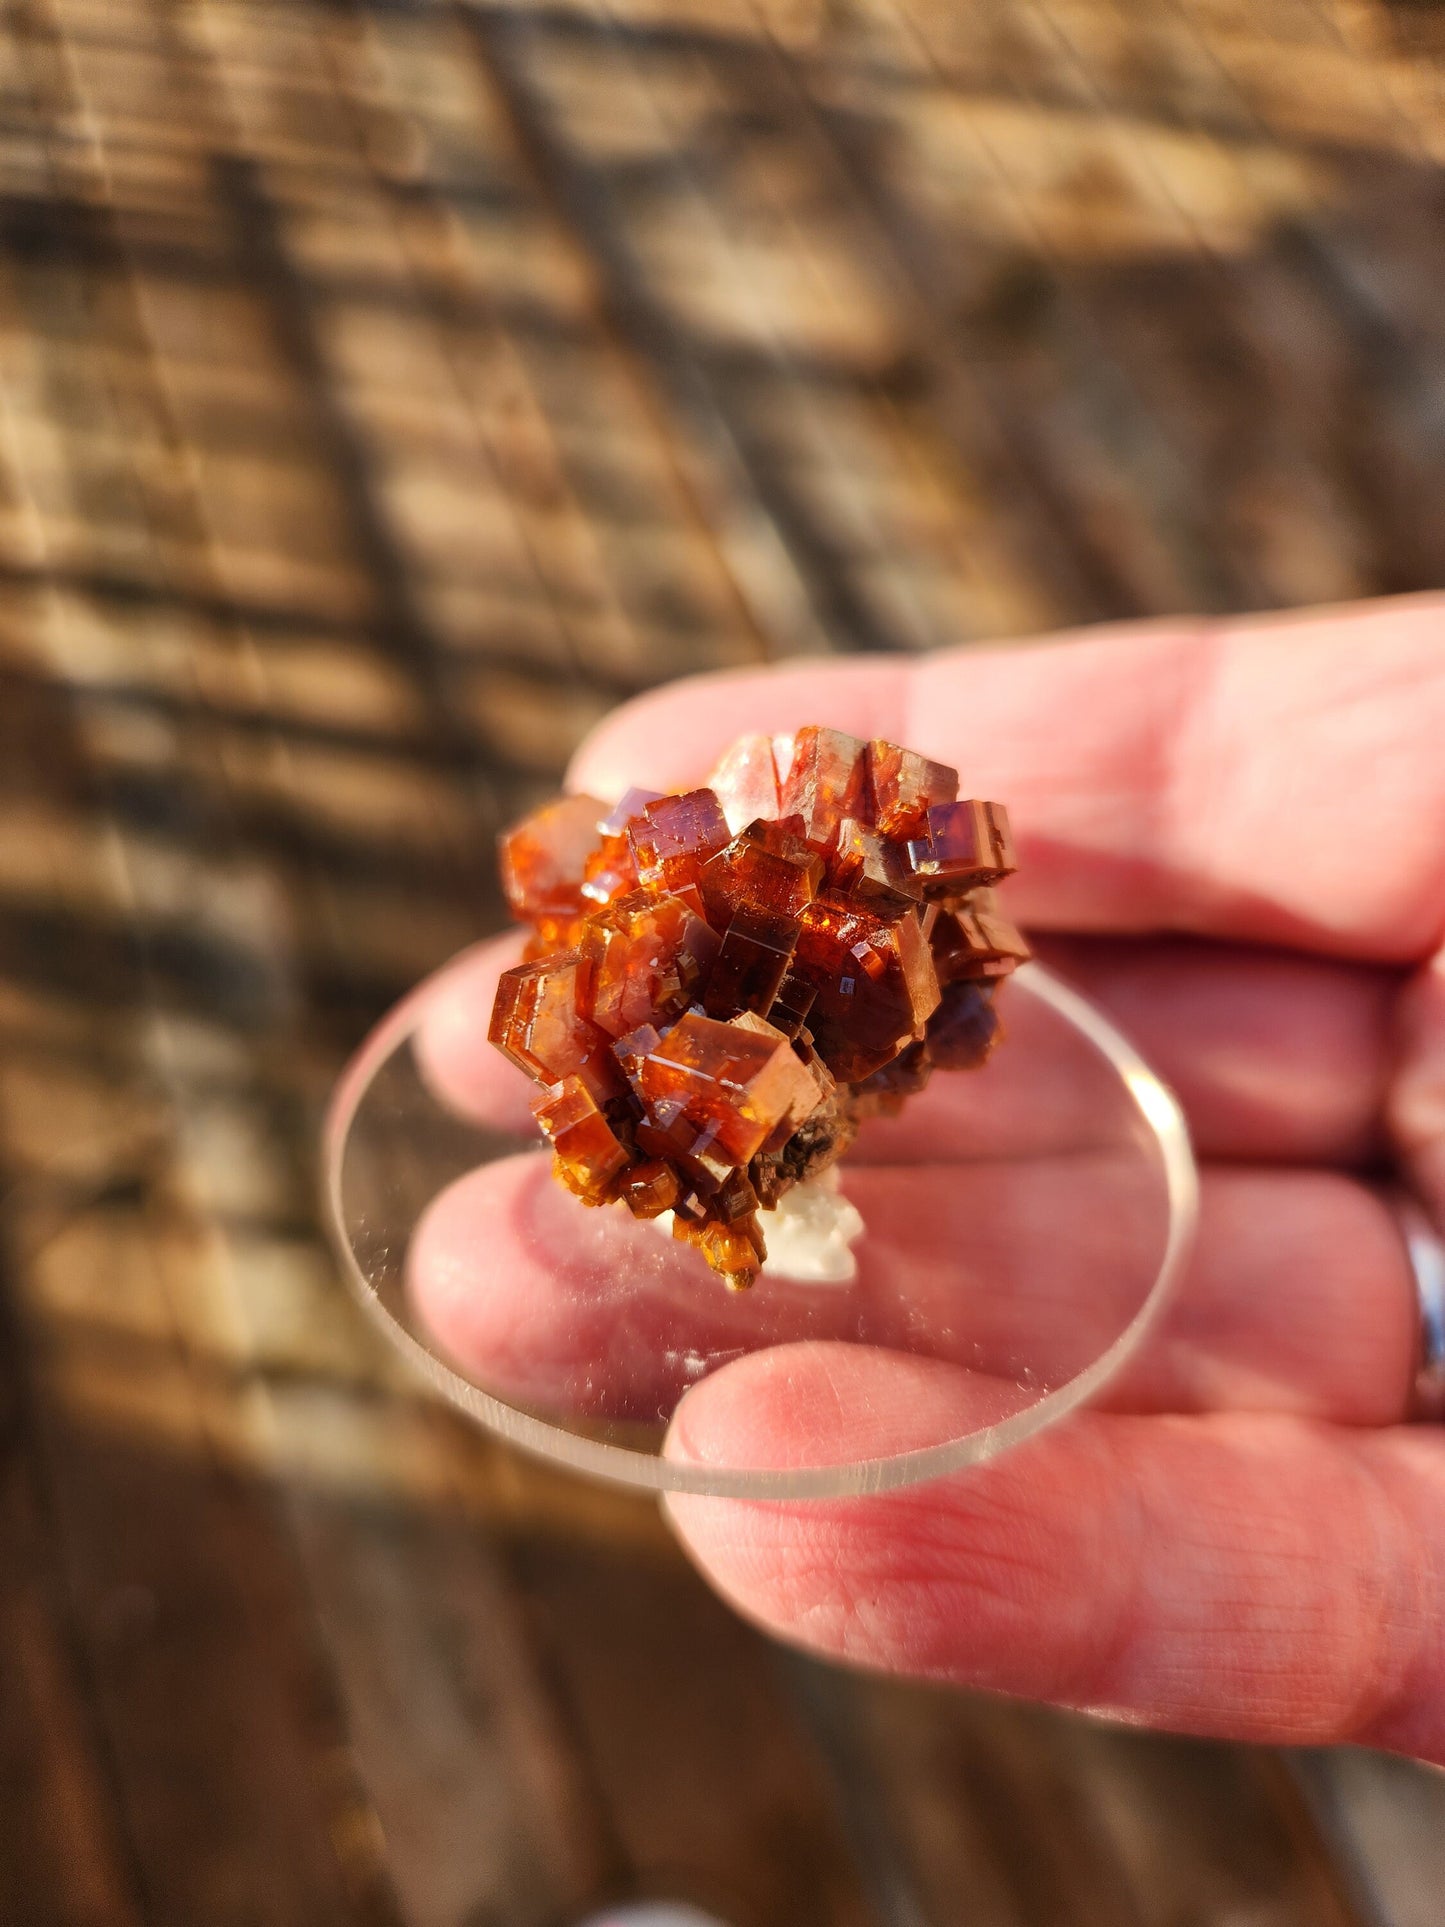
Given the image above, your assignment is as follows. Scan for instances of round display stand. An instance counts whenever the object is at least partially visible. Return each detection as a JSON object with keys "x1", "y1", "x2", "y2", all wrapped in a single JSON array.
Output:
[{"x1": 324, "y1": 963, "x2": 1197, "y2": 1500}]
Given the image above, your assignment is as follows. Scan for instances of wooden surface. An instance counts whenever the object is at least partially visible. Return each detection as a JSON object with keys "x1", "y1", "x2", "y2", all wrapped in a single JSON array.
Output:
[{"x1": 2, "y1": 1, "x2": 1444, "y2": 1923}]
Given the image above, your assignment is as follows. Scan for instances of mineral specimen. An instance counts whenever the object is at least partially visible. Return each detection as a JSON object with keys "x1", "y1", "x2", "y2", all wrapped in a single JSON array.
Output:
[{"x1": 489, "y1": 727, "x2": 1027, "y2": 1289}]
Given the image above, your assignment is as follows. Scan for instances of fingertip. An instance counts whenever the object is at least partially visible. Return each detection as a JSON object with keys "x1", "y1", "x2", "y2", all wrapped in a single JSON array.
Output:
[{"x1": 411, "y1": 934, "x2": 534, "y2": 1128}]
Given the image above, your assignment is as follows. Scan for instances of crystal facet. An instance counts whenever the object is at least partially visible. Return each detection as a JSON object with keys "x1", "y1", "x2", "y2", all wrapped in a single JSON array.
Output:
[
  {"x1": 866, "y1": 740, "x2": 958, "y2": 838},
  {"x1": 779, "y1": 727, "x2": 869, "y2": 852},
  {"x1": 908, "y1": 799, "x2": 1017, "y2": 893},
  {"x1": 490, "y1": 732, "x2": 1025, "y2": 1285},
  {"x1": 500, "y1": 794, "x2": 608, "y2": 922}
]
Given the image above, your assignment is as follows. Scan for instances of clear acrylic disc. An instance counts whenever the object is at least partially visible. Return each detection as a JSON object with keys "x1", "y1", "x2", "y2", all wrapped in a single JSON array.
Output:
[{"x1": 323, "y1": 961, "x2": 1197, "y2": 1499}]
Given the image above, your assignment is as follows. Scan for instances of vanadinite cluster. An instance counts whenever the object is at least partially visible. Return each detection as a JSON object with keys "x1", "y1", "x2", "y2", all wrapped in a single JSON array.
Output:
[{"x1": 489, "y1": 728, "x2": 1029, "y2": 1290}]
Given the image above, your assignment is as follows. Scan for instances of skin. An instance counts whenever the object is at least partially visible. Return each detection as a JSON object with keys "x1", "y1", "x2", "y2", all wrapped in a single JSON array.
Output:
[{"x1": 379, "y1": 595, "x2": 1445, "y2": 1764}]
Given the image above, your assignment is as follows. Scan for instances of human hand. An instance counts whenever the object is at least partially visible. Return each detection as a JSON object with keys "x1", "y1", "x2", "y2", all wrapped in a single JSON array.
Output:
[{"x1": 396, "y1": 596, "x2": 1445, "y2": 1763}]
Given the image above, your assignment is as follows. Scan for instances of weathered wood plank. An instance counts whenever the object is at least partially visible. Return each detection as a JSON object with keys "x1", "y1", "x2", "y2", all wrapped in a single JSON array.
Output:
[
  {"x1": 3, "y1": 0, "x2": 1445, "y2": 1921},
  {"x1": 782, "y1": 1666, "x2": 1365, "y2": 1927},
  {"x1": 0, "y1": 1251, "x2": 145, "y2": 1927},
  {"x1": 508, "y1": 1524, "x2": 886, "y2": 1925},
  {"x1": 1295, "y1": 1748, "x2": 1445, "y2": 1927}
]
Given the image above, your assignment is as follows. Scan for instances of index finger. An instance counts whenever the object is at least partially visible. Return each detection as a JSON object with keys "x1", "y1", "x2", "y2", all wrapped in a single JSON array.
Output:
[
  {"x1": 568, "y1": 597, "x2": 1445, "y2": 963},
  {"x1": 662, "y1": 1351, "x2": 1445, "y2": 1764}
]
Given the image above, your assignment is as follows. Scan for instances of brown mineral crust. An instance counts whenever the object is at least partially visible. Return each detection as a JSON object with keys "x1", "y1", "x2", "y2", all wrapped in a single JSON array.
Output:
[
  {"x1": 748, "y1": 1087, "x2": 857, "y2": 1208},
  {"x1": 490, "y1": 730, "x2": 1024, "y2": 1286},
  {"x1": 580, "y1": 890, "x2": 718, "y2": 1037},
  {"x1": 779, "y1": 726, "x2": 869, "y2": 852},
  {"x1": 866, "y1": 740, "x2": 958, "y2": 838},
  {"x1": 926, "y1": 978, "x2": 1001, "y2": 1070},
  {"x1": 500, "y1": 793, "x2": 608, "y2": 922},
  {"x1": 531, "y1": 1076, "x2": 631, "y2": 1202}
]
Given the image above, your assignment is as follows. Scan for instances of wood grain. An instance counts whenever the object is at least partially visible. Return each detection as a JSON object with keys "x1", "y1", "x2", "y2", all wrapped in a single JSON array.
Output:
[{"x1": 1, "y1": 0, "x2": 1443, "y2": 1921}]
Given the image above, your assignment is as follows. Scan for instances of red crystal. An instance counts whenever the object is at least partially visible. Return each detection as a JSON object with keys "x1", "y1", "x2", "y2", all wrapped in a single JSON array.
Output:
[
  {"x1": 500, "y1": 794, "x2": 607, "y2": 922},
  {"x1": 908, "y1": 799, "x2": 1017, "y2": 893},
  {"x1": 702, "y1": 910, "x2": 797, "y2": 1020},
  {"x1": 866, "y1": 739, "x2": 958, "y2": 837},
  {"x1": 707, "y1": 735, "x2": 781, "y2": 835},
  {"x1": 699, "y1": 826, "x2": 822, "y2": 929},
  {"x1": 796, "y1": 894, "x2": 941, "y2": 1082},
  {"x1": 833, "y1": 816, "x2": 923, "y2": 908},
  {"x1": 638, "y1": 1009, "x2": 821, "y2": 1166},
  {"x1": 778, "y1": 726, "x2": 869, "y2": 852},
  {"x1": 931, "y1": 891, "x2": 1031, "y2": 982},
  {"x1": 490, "y1": 952, "x2": 616, "y2": 1100},
  {"x1": 619, "y1": 1158, "x2": 680, "y2": 1219},
  {"x1": 580, "y1": 890, "x2": 718, "y2": 1037},
  {"x1": 531, "y1": 1076, "x2": 630, "y2": 1202},
  {"x1": 628, "y1": 788, "x2": 731, "y2": 899},
  {"x1": 490, "y1": 732, "x2": 1022, "y2": 1286}
]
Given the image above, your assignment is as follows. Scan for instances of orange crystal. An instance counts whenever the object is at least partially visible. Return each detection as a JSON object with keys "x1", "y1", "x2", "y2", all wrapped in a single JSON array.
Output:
[
  {"x1": 699, "y1": 826, "x2": 822, "y2": 928},
  {"x1": 908, "y1": 799, "x2": 1018, "y2": 894},
  {"x1": 779, "y1": 726, "x2": 869, "y2": 852},
  {"x1": 489, "y1": 730, "x2": 1024, "y2": 1286},
  {"x1": 931, "y1": 892, "x2": 1031, "y2": 982},
  {"x1": 707, "y1": 735, "x2": 782, "y2": 835},
  {"x1": 638, "y1": 1009, "x2": 821, "y2": 1166},
  {"x1": 866, "y1": 739, "x2": 958, "y2": 838},
  {"x1": 702, "y1": 910, "x2": 796, "y2": 1021},
  {"x1": 500, "y1": 794, "x2": 608, "y2": 922},
  {"x1": 490, "y1": 952, "x2": 617, "y2": 1100},
  {"x1": 531, "y1": 1076, "x2": 630, "y2": 1202},
  {"x1": 580, "y1": 890, "x2": 718, "y2": 1037},
  {"x1": 618, "y1": 1159, "x2": 680, "y2": 1219},
  {"x1": 795, "y1": 894, "x2": 941, "y2": 1082},
  {"x1": 628, "y1": 789, "x2": 731, "y2": 899}
]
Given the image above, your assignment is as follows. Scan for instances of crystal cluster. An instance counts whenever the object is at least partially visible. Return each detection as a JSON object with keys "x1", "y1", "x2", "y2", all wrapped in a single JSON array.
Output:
[{"x1": 489, "y1": 728, "x2": 1028, "y2": 1289}]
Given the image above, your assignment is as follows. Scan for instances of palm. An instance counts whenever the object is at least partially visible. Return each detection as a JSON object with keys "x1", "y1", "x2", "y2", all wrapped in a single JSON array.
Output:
[{"x1": 368, "y1": 599, "x2": 1445, "y2": 1764}]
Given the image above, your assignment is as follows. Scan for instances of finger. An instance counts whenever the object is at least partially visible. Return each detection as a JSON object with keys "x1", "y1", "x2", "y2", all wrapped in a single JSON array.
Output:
[
  {"x1": 411, "y1": 933, "x2": 534, "y2": 1133},
  {"x1": 1106, "y1": 1166, "x2": 1415, "y2": 1426},
  {"x1": 662, "y1": 1349, "x2": 1445, "y2": 1763},
  {"x1": 1034, "y1": 937, "x2": 1394, "y2": 1165},
  {"x1": 408, "y1": 1156, "x2": 1418, "y2": 1428},
  {"x1": 1390, "y1": 943, "x2": 1445, "y2": 1225},
  {"x1": 406, "y1": 1149, "x2": 868, "y2": 1423},
  {"x1": 568, "y1": 596, "x2": 1445, "y2": 962}
]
